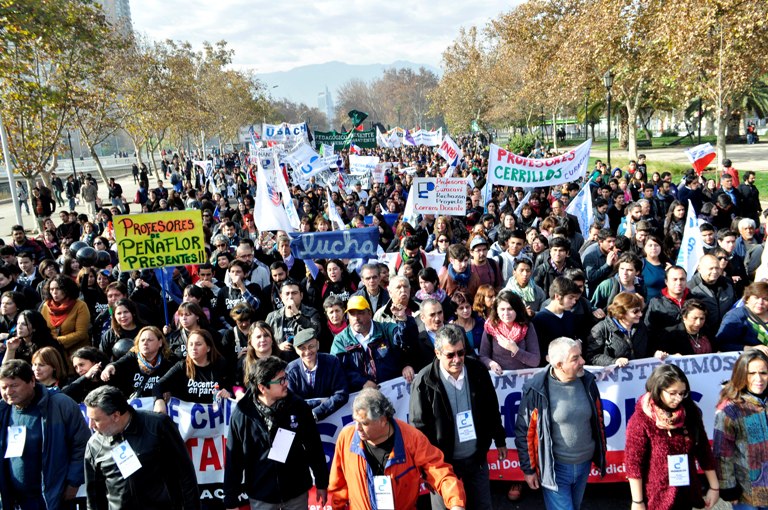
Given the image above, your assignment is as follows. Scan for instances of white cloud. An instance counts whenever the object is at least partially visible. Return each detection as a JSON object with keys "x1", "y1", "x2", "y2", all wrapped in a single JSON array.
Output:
[{"x1": 130, "y1": 0, "x2": 516, "y2": 72}]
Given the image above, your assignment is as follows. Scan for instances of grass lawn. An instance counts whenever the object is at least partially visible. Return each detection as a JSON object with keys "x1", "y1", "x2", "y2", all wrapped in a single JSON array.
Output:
[{"x1": 560, "y1": 134, "x2": 718, "y2": 149}]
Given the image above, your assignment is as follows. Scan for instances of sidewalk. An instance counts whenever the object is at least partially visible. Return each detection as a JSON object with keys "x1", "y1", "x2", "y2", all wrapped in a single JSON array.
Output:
[{"x1": 590, "y1": 141, "x2": 768, "y2": 171}]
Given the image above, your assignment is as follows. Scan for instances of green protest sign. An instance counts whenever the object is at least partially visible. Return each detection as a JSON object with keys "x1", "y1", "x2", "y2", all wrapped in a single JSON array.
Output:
[{"x1": 314, "y1": 129, "x2": 377, "y2": 149}]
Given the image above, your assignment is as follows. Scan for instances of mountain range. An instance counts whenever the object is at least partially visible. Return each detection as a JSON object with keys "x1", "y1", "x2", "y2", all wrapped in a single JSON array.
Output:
[{"x1": 256, "y1": 60, "x2": 441, "y2": 109}]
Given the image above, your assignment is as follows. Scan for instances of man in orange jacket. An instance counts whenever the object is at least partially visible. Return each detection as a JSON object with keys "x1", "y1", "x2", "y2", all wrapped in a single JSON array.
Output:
[{"x1": 328, "y1": 388, "x2": 466, "y2": 510}]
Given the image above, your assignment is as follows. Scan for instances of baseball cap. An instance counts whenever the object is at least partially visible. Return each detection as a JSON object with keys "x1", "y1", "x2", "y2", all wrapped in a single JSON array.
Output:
[{"x1": 345, "y1": 295, "x2": 371, "y2": 313}]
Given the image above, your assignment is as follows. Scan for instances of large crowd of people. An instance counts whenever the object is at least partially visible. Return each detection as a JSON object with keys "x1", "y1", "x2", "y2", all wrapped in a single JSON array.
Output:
[{"x1": 0, "y1": 134, "x2": 767, "y2": 509}]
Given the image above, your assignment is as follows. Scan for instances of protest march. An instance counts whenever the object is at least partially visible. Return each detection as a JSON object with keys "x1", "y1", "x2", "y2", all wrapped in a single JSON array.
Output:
[{"x1": 1, "y1": 107, "x2": 767, "y2": 510}]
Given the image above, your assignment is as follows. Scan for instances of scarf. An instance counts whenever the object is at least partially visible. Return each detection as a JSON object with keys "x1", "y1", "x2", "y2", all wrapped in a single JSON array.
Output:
[
  {"x1": 508, "y1": 278, "x2": 535, "y2": 303},
  {"x1": 640, "y1": 392, "x2": 686, "y2": 430},
  {"x1": 484, "y1": 319, "x2": 528, "y2": 344},
  {"x1": 414, "y1": 288, "x2": 447, "y2": 303},
  {"x1": 46, "y1": 298, "x2": 76, "y2": 328},
  {"x1": 253, "y1": 394, "x2": 287, "y2": 432},
  {"x1": 328, "y1": 319, "x2": 347, "y2": 337},
  {"x1": 137, "y1": 352, "x2": 163, "y2": 374},
  {"x1": 447, "y1": 264, "x2": 471, "y2": 286},
  {"x1": 746, "y1": 308, "x2": 768, "y2": 346}
]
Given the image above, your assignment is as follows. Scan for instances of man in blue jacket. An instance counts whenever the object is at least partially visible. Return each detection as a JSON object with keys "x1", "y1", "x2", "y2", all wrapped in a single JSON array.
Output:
[
  {"x1": 0, "y1": 359, "x2": 91, "y2": 510},
  {"x1": 330, "y1": 295, "x2": 414, "y2": 391}
]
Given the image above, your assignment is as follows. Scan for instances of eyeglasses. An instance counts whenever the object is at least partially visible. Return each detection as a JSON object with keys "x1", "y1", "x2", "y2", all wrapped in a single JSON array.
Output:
[
  {"x1": 663, "y1": 389, "x2": 689, "y2": 399},
  {"x1": 442, "y1": 349, "x2": 466, "y2": 359},
  {"x1": 266, "y1": 376, "x2": 287, "y2": 386},
  {"x1": 216, "y1": 244, "x2": 228, "y2": 248}
]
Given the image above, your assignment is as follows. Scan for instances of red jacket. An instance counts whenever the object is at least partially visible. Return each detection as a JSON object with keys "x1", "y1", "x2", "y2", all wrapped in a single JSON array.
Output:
[{"x1": 329, "y1": 418, "x2": 465, "y2": 510}]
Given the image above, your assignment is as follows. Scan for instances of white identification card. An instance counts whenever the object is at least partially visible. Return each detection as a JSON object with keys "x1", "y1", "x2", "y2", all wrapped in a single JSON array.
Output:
[
  {"x1": 111, "y1": 441, "x2": 142, "y2": 479},
  {"x1": 456, "y1": 411, "x2": 477, "y2": 442},
  {"x1": 267, "y1": 428, "x2": 296, "y2": 463},
  {"x1": 4, "y1": 426, "x2": 26, "y2": 458},
  {"x1": 667, "y1": 454, "x2": 689, "y2": 486},
  {"x1": 373, "y1": 475, "x2": 395, "y2": 509}
]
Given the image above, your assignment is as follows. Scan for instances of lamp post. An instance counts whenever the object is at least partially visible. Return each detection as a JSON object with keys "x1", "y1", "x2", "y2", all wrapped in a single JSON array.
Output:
[
  {"x1": 584, "y1": 87, "x2": 590, "y2": 140},
  {"x1": 603, "y1": 70, "x2": 614, "y2": 169}
]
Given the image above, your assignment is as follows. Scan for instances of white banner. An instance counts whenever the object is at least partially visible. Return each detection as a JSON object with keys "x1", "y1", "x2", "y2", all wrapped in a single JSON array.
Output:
[
  {"x1": 283, "y1": 142, "x2": 329, "y2": 180},
  {"x1": 566, "y1": 183, "x2": 594, "y2": 236},
  {"x1": 376, "y1": 127, "x2": 391, "y2": 148},
  {"x1": 349, "y1": 154, "x2": 380, "y2": 175},
  {"x1": 412, "y1": 177, "x2": 467, "y2": 216},
  {"x1": 414, "y1": 128, "x2": 443, "y2": 147},
  {"x1": 261, "y1": 122, "x2": 308, "y2": 143},
  {"x1": 488, "y1": 139, "x2": 591, "y2": 187},
  {"x1": 676, "y1": 200, "x2": 704, "y2": 279},
  {"x1": 437, "y1": 134, "x2": 463, "y2": 166},
  {"x1": 372, "y1": 163, "x2": 387, "y2": 184}
]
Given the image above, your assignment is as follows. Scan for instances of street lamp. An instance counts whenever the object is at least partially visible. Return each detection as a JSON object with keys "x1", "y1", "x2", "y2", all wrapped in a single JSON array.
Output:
[{"x1": 603, "y1": 70, "x2": 614, "y2": 169}]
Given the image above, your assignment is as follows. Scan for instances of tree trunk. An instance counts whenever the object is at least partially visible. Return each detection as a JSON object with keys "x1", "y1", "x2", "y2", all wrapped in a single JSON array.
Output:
[
  {"x1": 88, "y1": 146, "x2": 110, "y2": 187},
  {"x1": 715, "y1": 104, "x2": 729, "y2": 167},
  {"x1": 726, "y1": 111, "x2": 741, "y2": 143},
  {"x1": 618, "y1": 106, "x2": 629, "y2": 150},
  {"x1": 626, "y1": 100, "x2": 638, "y2": 161},
  {"x1": 552, "y1": 111, "x2": 558, "y2": 151}
]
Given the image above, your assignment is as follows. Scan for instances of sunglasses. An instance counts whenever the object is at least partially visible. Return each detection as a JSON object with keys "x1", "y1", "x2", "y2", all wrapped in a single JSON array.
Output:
[{"x1": 442, "y1": 349, "x2": 466, "y2": 359}]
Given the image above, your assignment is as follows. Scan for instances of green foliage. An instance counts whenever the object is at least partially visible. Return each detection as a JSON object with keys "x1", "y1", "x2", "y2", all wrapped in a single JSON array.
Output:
[{"x1": 506, "y1": 133, "x2": 537, "y2": 154}]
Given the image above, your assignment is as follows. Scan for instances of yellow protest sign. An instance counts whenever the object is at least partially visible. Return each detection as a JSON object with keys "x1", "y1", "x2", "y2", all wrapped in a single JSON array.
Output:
[{"x1": 114, "y1": 210, "x2": 206, "y2": 270}]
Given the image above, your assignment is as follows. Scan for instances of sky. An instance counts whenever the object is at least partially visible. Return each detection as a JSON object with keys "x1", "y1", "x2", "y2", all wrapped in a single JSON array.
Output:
[{"x1": 129, "y1": 0, "x2": 514, "y2": 73}]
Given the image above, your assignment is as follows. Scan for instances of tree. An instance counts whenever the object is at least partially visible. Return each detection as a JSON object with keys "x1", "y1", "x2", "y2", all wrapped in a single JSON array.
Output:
[
  {"x1": 0, "y1": 0, "x2": 113, "y2": 188},
  {"x1": 267, "y1": 98, "x2": 326, "y2": 128},
  {"x1": 659, "y1": 0, "x2": 768, "y2": 165}
]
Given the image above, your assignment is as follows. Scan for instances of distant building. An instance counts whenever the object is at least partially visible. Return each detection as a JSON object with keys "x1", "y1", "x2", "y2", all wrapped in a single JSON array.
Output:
[
  {"x1": 317, "y1": 86, "x2": 334, "y2": 130},
  {"x1": 99, "y1": 0, "x2": 133, "y2": 33}
]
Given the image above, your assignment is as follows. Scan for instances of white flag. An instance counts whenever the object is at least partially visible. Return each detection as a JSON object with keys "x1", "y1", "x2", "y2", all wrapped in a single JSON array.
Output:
[
  {"x1": 514, "y1": 191, "x2": 532, "y2": 216},
  {"x1": 437, "y1": 134, "x2": 463, "y2": 167},
  {"x1": 283, "y1": 142, "x2": 328, "y2": 179},
  {"x1": 676, "y1": 200, "x2": 704, "y2": 280},
  {"x1": 272, "y1": 150, "x2": 301, "y2": 230},
  {"x1": 326, "y1": 187, "x2": 346, "y2": 231},
  {"x1": 566, "y1": 184, "x2": 594, "y2": 237},
  {"x1": 254, "y1": 158, "x2": 294, "y2": 233},
  {"x1": 376, "y1": 127, "x2": 391, "y2": 149},
  {"x1": 403, "y1": 184, "x2": 417, "y2": 227}
]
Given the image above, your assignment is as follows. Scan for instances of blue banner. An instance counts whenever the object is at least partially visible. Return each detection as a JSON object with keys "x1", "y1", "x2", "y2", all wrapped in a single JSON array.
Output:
[
  {"x1": 364, "y1": 213, "x2": 399, "y2": 228},
  {"x1": 290, "y1": 227, "x2": 380, "y2": 260}
]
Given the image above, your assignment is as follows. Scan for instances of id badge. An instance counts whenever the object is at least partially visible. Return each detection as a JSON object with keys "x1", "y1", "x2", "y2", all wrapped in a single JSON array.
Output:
[
  {"x1": 4, "y1": 426, "x2": 26, "y2": 458},
  {"x1": 111, "y1": 441, "x2": 142, "y2": 478},
  {"x1": 373, "y1": 475, "x2": 395, "y2": 509},
  {"x1": 456, "y1": 411, "x2": 477, "y2": 442},
  {"x1": 267, "y1": 428, "x2": 296, "y2": 463},
  {"x1": 667, "y1": 454, "x2": 689, "y2": 487}
]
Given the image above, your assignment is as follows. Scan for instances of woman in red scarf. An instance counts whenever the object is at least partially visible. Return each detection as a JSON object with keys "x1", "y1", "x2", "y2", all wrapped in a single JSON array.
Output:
[
  {"x1": 478, "y1": 290, "x2": 540, "y2": 374},
  {"x1": 40, "y1": 274, "x2": 90, "y2": 366},
  {"x1": 625, "y1": 364, "x2": 719, "y2": 510}
]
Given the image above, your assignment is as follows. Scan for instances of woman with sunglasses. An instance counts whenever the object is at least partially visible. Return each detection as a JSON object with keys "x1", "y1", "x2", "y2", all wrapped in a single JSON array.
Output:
[
  {"x1": 153, "y1": 329, "x2": 231, "y2": 412},
  {"x1": 586, "y1": 292, "x2": 649, "y2": 367},
  {"x1": 713, "y1": 350, "x2": 768, "y2": 509},
  {"x1": 625, "y1": 364, "x2": 718, "y2": 510},
  {"x1": 425, "y1": 216, "x2": 454, "y2": 252},
  {"x1": 101, "y1": 326, "x2": 175, "y2": 399}
]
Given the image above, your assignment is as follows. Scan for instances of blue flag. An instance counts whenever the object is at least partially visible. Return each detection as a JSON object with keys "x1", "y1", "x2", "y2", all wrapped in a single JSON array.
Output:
[{"x1": 290, "y1": 227, "x2": 380, "y2": 260}]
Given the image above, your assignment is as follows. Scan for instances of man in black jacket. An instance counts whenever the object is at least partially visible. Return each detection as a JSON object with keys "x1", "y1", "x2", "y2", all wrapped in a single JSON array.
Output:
[
  {"x1": 224, "y1": 356, "x2": 328, "y2": 510},
  {"x1": 84, "y1": 385, "x2": 200, "y2": 510},
  {"x1": 410, "y1": 324, "x2": 507, "y2": 509}
]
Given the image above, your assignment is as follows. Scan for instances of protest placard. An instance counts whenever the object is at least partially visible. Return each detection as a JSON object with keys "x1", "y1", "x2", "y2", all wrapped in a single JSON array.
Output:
[
  {"x1": 412, "y1": 177, "x2": 467, "y2": 216},
  {"x1": 261, "y1": 122, "x2": 308, "y2": 143},
  {"x1": 114, "y1": 210, "x2": 206, "y2": 270},
  {"x1": 349, "y1": 154, "x2": 380, "y2": 175},
  {"x1": 314, "y1": 129, "x2": 377, "y2": 149},
  {"x1": 487, "y1": 139, "x2": 591, "y2": 187},
  {"x1": 289, "y1": 227, "x2": 380, "y2": 260},
  {"x1": 372, "y1": 163, "x2": 387, "y2": 183}
]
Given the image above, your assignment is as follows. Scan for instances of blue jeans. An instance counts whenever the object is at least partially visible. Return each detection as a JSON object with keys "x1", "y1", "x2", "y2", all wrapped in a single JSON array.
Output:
[
  {"x1": 734, "y1": 504, "x2": 768, "y2": 510},
  {"x1": 542, "y1": 460, "x2": 592, "y2": 510}
]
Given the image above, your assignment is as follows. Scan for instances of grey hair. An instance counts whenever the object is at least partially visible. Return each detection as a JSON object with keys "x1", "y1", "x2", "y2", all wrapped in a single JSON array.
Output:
[
  {"x1": 388, "y1": 275, "x2": 410, "y2": 291},
  {"x1": 636, "y1": 199, "x2": 649, "y2": 208},
  {"x1": 352, "y1": 388, "x2": 395, "y2": 420},
  {"x1": 360, "y1": 263, "x2": 380, "y2": 275},
  {"x1": 419, "y1": 298, "x2": 442, "y2": 312},
  {"x1": 434, "y1": 324, "x2": 465, "y2": 352},
  {"x1": 548, "y1": 337, "x2": 582, "y2": 365},
  {"x1": 211, "y1": 234, "x2": 229, "y2": 245},
  {"x1": 738, "y1": 217, "x2": 756, "y2": 230},
  {"x1": 84, "y1": 385, "x2": 131, "y2": 415}
]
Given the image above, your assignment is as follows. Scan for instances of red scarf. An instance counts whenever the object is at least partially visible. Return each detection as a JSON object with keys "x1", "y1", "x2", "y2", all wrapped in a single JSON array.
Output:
[
  {"x1": 640, "y1": 392, "x2": 686, "y2": 430},
  {"x1": 46, "y1": 298, "x2": 76, "y2": 328},
  {"x1": 328, "y1": 319, "x2": 347, "y2": 337},
  {"x1": 484, "y1": 320, "x2": 528, "y2": 344}
]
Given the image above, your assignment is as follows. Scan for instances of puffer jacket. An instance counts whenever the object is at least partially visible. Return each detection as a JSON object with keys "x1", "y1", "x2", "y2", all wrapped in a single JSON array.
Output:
[
  {"x1": 687, "y1": 273, "x2": 736, "y2": 337},
  {"x1": 586, "y1": 317, "x2": 649, "y2": 366},
  {"x1": 514, "y1": 367, "x2": 606, "y2": 491},
  {"x1": 330, "y1": 321, "x2": 406, "y2": 391}
]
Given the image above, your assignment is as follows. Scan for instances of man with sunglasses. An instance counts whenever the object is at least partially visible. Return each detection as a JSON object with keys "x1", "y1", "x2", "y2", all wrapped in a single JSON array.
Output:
[
  {"x1": 410, "y1": 324, "x2": 506, "y2": 509},
  {"x1": 224, "y1": 356, "x2": 328, "y2": 510}
]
